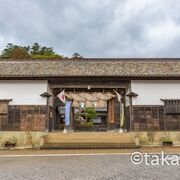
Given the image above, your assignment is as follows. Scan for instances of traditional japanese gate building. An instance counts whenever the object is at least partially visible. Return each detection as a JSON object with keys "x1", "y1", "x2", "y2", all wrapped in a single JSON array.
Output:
[{"x1": 1, "y1": 58, "x2": 180, "y2": 133}]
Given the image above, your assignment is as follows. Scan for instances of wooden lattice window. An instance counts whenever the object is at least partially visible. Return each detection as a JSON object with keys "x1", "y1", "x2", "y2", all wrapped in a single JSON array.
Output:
[
  {"x1": 161, "y1": 99, "x2": 180, "y2": 115},
  {"x1": 0, "y1": 102, "x2": 9, "y2": 114},
  {"x1": 0, "y1": 99, "x2": 12, "y2": 130}
]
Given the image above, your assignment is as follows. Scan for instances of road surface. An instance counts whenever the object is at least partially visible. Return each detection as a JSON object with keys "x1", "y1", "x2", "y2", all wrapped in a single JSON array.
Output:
[{"x1": 0, "y1": 152, "x2": 180, "y2": 180}]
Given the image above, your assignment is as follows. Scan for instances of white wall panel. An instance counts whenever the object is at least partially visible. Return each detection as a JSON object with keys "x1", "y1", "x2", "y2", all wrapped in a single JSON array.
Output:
[
  {"x1": 0, "y1": 80, "x2": 47, "y2": 105},
  {"x1": 131, "y1": 80, "x2": 180, "y2": 105}
]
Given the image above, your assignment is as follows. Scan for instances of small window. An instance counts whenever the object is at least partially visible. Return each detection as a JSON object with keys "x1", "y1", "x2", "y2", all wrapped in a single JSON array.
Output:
[
  {"x1": 0, "y1": 99, "x2": 12, "y2": 115},
  {"x1": 0, "y1": 101, "x2": 9, "y2": 114},
  {"x1": 161, "y1": 99, "x2": 180, "y2": 115}
]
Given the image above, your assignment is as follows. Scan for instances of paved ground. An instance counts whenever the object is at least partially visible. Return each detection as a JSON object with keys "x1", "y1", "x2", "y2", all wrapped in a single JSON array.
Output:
[
  {"x1": 1, "y1": 146, "x2": 180, "y2": 155},
  {"x1": 0, "y1": 152, "x2": 180, "y2": 180}
]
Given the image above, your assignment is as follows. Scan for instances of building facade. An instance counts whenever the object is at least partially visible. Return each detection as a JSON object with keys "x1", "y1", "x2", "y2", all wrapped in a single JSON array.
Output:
[
  {"x1": 131, "y1": 80, "x2": 180, "y2": 131},
  {"x1": 0, "y1": 58, "x2": 180, "y2": 132}
]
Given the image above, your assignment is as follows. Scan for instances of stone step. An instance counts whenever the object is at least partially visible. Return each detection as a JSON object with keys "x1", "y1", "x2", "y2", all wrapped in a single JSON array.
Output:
[
  {"x1": 42, "y1": 143, "x2": 139, "y2": 149},
  {"x1": 41, "y1": 132, "x2": 139, "y2": 149}
]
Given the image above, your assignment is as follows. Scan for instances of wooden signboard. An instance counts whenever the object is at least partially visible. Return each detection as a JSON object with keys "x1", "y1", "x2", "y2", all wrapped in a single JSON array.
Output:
[{"x1": 108, "y1": 98, "x2": 115, "y2": 123}]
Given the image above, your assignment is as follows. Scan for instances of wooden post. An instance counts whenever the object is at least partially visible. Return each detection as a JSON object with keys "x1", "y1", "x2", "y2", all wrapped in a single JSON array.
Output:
[
  {"x1": 51, "y1": 90, "x2": 55, "y2": 132},
  {"x1": 70, "y1": 107, "x2": 74, "y2": 131},
  {"x1": 129, "y1": 96, "x2": 133, "y2": 132},
  {"x1": 45, "y1": 97, "x2": 50, "y2": 132},
  {"x1": 40, "y1": 92, "x2": 52, "y2": 132},
  {"x1": 126, "y1": 85, "x2": 138, "y2": 132}
]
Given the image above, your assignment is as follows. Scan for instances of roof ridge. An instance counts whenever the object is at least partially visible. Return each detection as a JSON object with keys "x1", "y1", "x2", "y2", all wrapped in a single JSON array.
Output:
[{"x1": 1, "y1": 58, "x2": 180, "y2": 62}]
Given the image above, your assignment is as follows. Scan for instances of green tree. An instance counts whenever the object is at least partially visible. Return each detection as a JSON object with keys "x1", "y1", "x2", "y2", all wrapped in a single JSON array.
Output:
[
  {"x1": 0, "y1": 43, "x2": 62, "y2": 59},
  {"x1": 0, "y1": 43, "x2": 30, "y2": 59},
  {"x1": 84, "y1": 107, "x2": 97, "y2": 121},
  {"x1": 30, "y1": 43, "x2": 40, "y2": 56},
  {"x1": 72, "y1": 52, "x2": 83, "y2": 59},
  {"x1": 10, "y1": 48, "x2": 31, "y2": 59},
  {"x1": 30, "y1": 43, "x2": 62, "y2": 59}
]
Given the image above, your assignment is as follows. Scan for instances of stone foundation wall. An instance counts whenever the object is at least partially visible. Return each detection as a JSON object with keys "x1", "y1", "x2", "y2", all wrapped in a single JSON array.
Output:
[
  {"x1": 1, "y1": 131, "x2": 180, "y2": 148},
  {"x1": 0, "y1": 131, "x2": 46, "y2": 148},
  {"x1": 135, "y1": 131, "x2": 180, "y2": 146}
]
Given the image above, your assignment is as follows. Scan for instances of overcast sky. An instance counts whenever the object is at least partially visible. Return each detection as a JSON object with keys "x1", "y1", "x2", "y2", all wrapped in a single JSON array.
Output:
[{"x1": 0, "y1": 0, "x2": 180, "y2": 57}]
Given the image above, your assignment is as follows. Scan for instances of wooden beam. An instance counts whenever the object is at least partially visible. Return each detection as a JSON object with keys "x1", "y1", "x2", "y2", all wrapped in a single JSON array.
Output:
[{"x1": 49, "y1": 84, "x2": 128, "y2": 89}]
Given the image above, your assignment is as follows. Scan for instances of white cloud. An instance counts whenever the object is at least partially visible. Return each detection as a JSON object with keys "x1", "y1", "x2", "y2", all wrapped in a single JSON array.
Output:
[
  {"x1": 0, "y1": 0, "x2": 180, "y2": 57},
  {"x1": 147, "y1": 20, "x2": 180, "y2": 48}
]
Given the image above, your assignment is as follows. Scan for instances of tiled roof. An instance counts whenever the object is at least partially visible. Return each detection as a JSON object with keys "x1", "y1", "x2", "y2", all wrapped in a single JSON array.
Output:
[{"x1": 0, "y1": 58, "x2": 180, "y2": 78}]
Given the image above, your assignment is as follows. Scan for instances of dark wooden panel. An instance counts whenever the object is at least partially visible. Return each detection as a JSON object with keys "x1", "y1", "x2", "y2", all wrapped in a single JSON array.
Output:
[
  {"x1": 0, "y1": 105, "x2": 46, "y2": 131},
  {"x1": 133, "y1": 105, "x2": 180, "y2": 131}
]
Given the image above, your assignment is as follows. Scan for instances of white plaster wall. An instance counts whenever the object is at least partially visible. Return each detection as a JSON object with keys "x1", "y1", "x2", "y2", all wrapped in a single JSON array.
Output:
[
  {"x1": 0, "y1": 80, "x2": 47, "y2": 105},
  {"x1": 131, "y1": 80, "x2": 180, "y2": 105}
]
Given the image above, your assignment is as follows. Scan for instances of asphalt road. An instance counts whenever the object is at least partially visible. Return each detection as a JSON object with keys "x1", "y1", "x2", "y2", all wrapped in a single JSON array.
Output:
[{"x1": 0, "y1": 154, "x2": 179, "y2": 180}]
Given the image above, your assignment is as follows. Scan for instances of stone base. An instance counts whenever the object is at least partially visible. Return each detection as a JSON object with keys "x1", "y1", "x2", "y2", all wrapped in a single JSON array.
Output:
[
  {"x1": 135, "y1": 131, "x2": 180, "y2": 146},
  {"x1": 1, "y1": 131, "x2": 180, "y2": 149},
  {"x1": 0, "y1": 131, "x2": 47, "y2": 148}
]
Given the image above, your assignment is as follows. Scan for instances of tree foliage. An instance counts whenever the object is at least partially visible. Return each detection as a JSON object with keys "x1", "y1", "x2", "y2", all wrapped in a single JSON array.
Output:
[
  {"x1": 84, "y1": 107, "x2": 97, "y2": 121},
  {"x1": 0, "y1": 43, "x2": 62, "y2": 59},
  {"x1": 72, "y1": 52, "x2": 83, "y2": 59},
  {"x1": 1, "y1": 43, "x2": 31, "y2": 59}
]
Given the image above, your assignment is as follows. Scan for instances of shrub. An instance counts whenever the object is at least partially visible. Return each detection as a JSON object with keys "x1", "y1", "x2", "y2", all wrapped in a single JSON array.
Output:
[{"x1": 84, "y1": 107, "x2": 97, "y2": 121}]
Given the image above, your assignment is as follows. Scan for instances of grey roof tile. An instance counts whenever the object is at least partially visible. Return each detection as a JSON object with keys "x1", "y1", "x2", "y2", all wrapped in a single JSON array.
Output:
[{"x1": 0, "y1": 58, "x2": 180, "y2": 78}]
